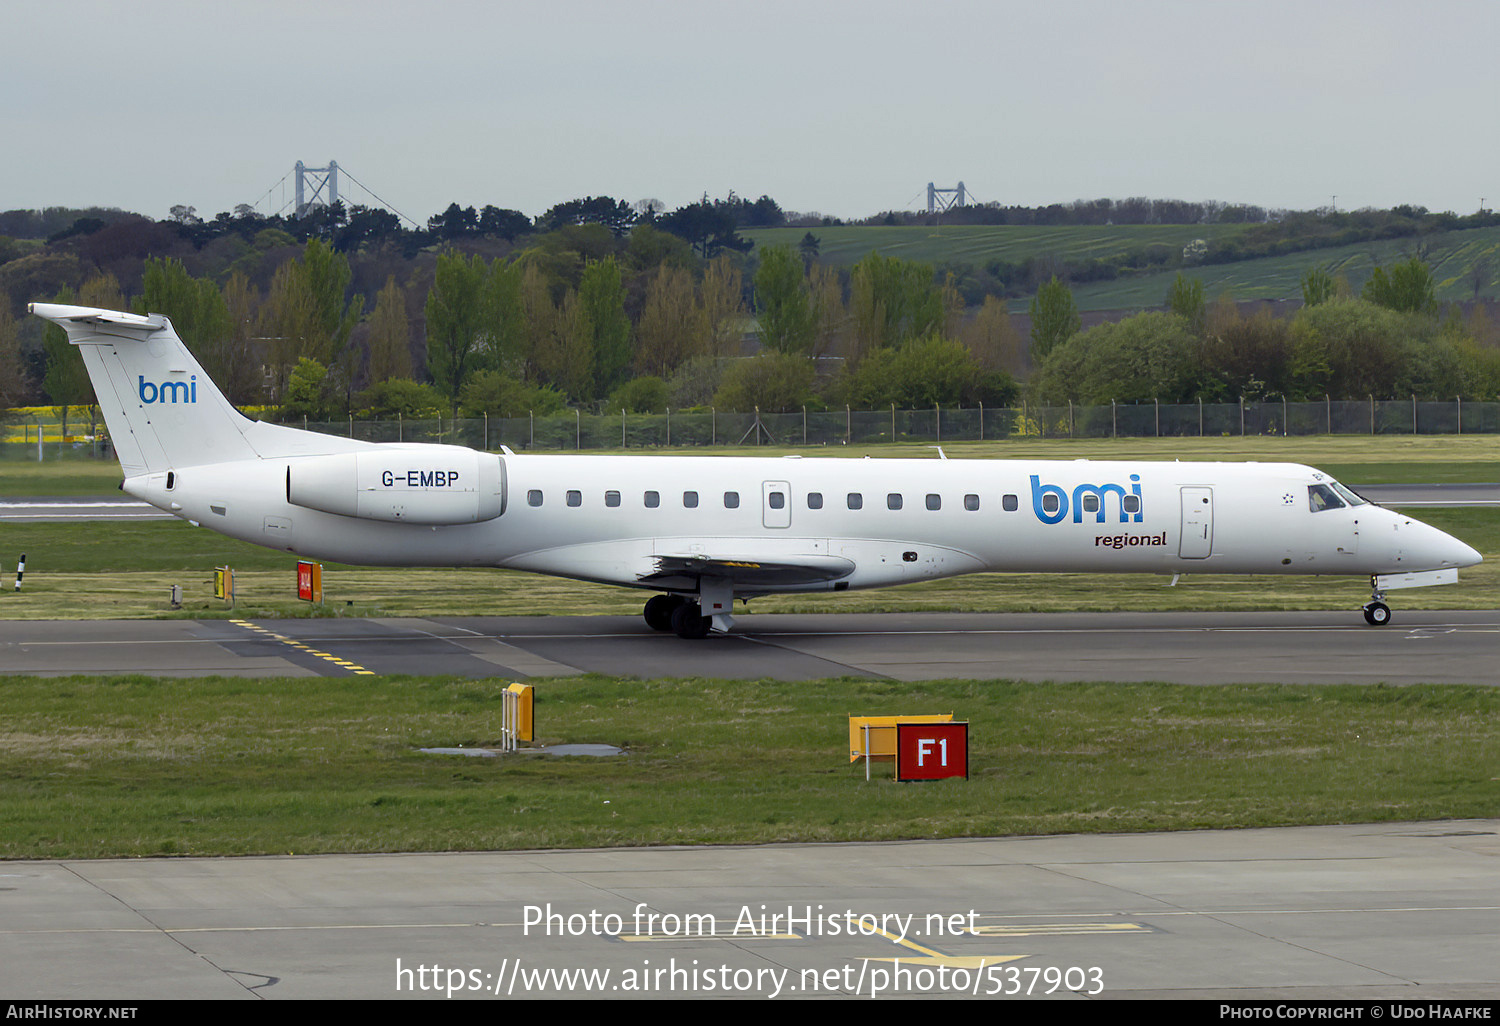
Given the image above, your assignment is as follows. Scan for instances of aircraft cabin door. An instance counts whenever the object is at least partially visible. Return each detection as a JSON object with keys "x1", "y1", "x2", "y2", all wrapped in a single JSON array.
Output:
[
  {"x1": 763, "y1": 480, "x2": 791, "y2": 529},
  {"x1": 1179, "y1": 486, "x2": 1213, "y2": 559}
]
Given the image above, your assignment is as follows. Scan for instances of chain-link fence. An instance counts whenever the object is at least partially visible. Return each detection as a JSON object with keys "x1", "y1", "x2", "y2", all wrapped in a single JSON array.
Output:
[{"x1": 4, "y1": 398, "x2": 1498, "y2": 460}]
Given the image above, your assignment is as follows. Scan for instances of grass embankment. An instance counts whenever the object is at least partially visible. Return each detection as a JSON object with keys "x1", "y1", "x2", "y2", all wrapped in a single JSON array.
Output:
[{"x1": 2, "y1": 674, "x2": 1496, "y2": 860}]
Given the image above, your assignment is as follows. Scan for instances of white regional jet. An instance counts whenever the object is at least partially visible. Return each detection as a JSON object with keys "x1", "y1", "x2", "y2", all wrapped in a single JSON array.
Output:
[{"x1": 31, "y1": 303, "x2": 1482, "y2": 638}]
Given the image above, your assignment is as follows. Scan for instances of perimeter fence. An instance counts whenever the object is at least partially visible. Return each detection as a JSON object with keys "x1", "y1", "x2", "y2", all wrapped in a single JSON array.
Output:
[{"x1": 3, "y1": 397, "x2": 1498, "y2": 460}]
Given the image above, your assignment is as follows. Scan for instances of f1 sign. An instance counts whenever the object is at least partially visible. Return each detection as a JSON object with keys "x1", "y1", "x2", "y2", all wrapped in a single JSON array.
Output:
[{"x1": 895, "y1": 722, "x2": 968, "y2": 781}]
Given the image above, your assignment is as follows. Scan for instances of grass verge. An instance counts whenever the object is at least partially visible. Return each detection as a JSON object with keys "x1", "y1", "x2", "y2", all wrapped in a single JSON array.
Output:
[{"x1": 2, "y1": 674, "x2": 1497, "y2": 860}]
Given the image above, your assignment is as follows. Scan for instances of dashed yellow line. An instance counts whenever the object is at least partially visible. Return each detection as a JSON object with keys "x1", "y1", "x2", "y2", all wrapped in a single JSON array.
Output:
[{"x1": 229, "y1": 620, "x2": 377, "y2": 674}]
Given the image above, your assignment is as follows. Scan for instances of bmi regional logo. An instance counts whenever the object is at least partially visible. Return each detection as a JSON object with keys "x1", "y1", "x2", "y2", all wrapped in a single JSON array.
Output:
[
  {"x1": 138, "y1": 375, "x2": 197, "y2": 404},
  {"x1": 1030, "y1": 474, "x2": 1144, "y2": 525}
]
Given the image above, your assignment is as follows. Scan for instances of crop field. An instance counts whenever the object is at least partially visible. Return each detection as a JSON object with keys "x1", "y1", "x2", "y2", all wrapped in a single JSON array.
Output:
[
  {"x1": 744, "y1": 223, "x2": 1500, "y2": 311},
  {"x1": 745, "y1": 223, "x2": 1252, "y2": 272}
]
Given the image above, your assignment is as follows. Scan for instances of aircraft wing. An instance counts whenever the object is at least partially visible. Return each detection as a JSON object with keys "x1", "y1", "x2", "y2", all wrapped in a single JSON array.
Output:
[{"x1": 640, "y1": 552, "x2": 855, "y2": 588}]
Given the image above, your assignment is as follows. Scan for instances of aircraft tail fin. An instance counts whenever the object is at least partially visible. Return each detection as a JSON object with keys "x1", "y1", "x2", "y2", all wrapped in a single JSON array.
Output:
[{"x1": 30, "y1": 303, "x2": 263, "y2": 476}]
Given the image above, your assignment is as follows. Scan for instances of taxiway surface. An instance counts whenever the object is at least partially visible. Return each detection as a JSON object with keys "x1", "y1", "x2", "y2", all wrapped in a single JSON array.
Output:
[
  {"x1": 2, "y1": 610, "x2": 1497, "y2": 684},
  {"x1": 2, "y1": 820, "x2": 1497, "y2": 1000}
]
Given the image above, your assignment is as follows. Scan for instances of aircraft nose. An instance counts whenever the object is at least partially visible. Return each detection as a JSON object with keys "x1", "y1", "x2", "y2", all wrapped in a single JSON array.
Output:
[{"x1": 1406, "y1": 518, "x2": 1482, "y2": 569}]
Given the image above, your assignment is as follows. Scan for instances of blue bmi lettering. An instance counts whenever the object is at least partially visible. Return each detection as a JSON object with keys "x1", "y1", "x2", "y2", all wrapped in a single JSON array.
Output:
[
  {"x1": 1031, "y1": 474, "x2": 1143, "y2": 525},
  {"x1": 137, "y1": 375, "x2": 198, "y2": 404}
]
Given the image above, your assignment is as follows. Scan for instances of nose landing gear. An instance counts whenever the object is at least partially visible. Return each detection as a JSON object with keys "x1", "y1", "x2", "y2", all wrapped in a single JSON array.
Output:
[{"x1": 1363, "y1": 577, "x2": 1391, "y2": 626}]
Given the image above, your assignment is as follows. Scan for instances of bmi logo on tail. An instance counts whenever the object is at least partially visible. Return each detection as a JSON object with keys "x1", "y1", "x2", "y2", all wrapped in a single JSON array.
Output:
[{"x1": 138, "y1": 375, "x2": 197, "y2": 404}]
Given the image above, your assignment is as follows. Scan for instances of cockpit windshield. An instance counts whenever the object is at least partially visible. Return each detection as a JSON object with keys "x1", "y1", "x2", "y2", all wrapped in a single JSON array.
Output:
[
  {"x1": 1329, "y1": 480, "x2": 1367, "y2": 506},
  {"x1": 1308, "y1": 480, "x2": 1368, "y2": 512}
]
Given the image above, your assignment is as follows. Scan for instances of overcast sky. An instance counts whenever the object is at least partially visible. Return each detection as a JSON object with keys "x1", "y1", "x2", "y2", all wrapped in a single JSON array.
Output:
[{"x1": 5, "y1": 0, "x2": 1497, "y2": 224}]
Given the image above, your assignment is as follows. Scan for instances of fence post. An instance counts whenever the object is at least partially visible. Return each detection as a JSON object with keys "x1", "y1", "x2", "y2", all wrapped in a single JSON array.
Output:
[
  {"x1": 1155, "y1": 398, "x2": 1160, "y2": 437},
  {"x1": 398, "y1": 412, "x2": 403, "y2": 443},
  {"x1": 1112, "y1": 400, "x2": 1117, "y2": 439},
  {"x1": 1412, "y1": 394, "x2": 1417, "y2": 435},
  {"x1": 1239, "y1": 396, "x2": 1244, "y2": 436},
  {"x1": 846, "y1": 405, "x2": 851, "y2": 445},
  {"x1": 1282, "y1": 395, "x2": 1287, "y2": 437},
  {"x1": 1198, "y1": 397, "x2": 1203, "y2": 437},
  {"x1": 712, "y1": 407, "x2": 716, "y2": 446},
  {"x1": 484, "y1": 412, "x2": 489, "y2": 451},
  {"x1": 891, "y1": 403, "x2": 896, "y2": 442},
  {"x1": 978, "y1": 401, "x2": 983, "y2": 442},
  {"x1": 1457, "y1": 396, "x2": 1461, "y2": 435},
  {"x1": 1069, "y1": 400, "x2": 1074, "y2": 438},
  {"x1": 348, "y1": 413, "x2": 353, "y2": 438},
  {"x1": 935, "y1": 403, "x2": 940, "y2": 443},
  {"x1": 530, "y1": 410, "x2": 534, "y2": 449},
  {"x1": 803, "y1": 406, "x2": 808, "y2": 445},
  {"x1": 666, "y1": 408, "x2": 671, "y2": 447},
  {"x1": 1326, "y1": 394, "x2": 1331, "y2": 435},
  {"x1": 1369, "y1": 395, "x2": 1374, "y2": 435},
  {"x1": 577, "y1": 408, "x2": 581, "y2": 450}
]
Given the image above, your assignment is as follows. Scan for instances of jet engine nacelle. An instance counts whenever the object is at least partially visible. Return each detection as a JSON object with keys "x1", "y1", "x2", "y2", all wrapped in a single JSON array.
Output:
[{"x1": 286, "y1": 446, "x2": 505, "y2": 525}]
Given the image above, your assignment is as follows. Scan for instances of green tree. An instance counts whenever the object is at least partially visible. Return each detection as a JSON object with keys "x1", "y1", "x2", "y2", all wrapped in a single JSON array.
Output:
[
  {"x1": 1028, "y1": 276, "x2": 1081, "y2": 363},
  {"x1": 355, "y1": 378, "x2": 443, "y2": 418},
  {"x1": 281, "y1": 357, "x2": 332, "y2": 419},
  {"x1": 425, "y1": 251, "x2": 492, "y2": 413},
  {"x1": 607, "y1": 375, "x2": 672, "y2": 414},
  {"x1": 0, "y1": 302, "x2": 24, "y2": 408},
  {"x1": 1166, "y1": 272, "x2": 1206, "y2": 335},
  {"x1": 1030, "y1": 311, "x2": 1199, "y2": 404},
  {"x1": 837, "y1": 334, "x2": 1016, "y2": 409},
  {"x1": 578, "y1": 257, "x2": 631, "y2": 397},
  {"x1": 365, "y1": 276, "x2": 412, "y2": 382},
  {"x1": 139, "y1": 257, "x2": 237, "y2": 390},
  {"x1": 458, "y1": 369, "x2": 567, "y2": 418},
  {"x1": 754, "y1": 244, "x2": 816, "y2": 355},
  {"x1": 1301, "y1": 265, "x2": 1336, "y2": 307},
  {"x1": 1362, "y1": 256, "x2": 1437, "y2": 315},
  {"x1": 849, "y1": 252, "x2": 944, "y2": 359},
  {"x1": 711, "y1": 353, "x2": 816, "y2": 413}
]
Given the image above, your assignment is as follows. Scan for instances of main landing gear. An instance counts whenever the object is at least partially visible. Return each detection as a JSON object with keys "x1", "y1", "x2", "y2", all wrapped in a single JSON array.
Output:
[
  {"x1": 1363, "y1": 578, "x2": 1391, "y2": 626},
  {"x1": 643, "y1": 594, "x2": 713, "y2": 639}
]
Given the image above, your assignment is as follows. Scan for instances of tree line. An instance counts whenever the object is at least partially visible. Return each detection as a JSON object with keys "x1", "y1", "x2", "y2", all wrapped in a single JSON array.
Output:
[{"x1": 3, "y1": 194, "x2": 1499, "y2": 429}]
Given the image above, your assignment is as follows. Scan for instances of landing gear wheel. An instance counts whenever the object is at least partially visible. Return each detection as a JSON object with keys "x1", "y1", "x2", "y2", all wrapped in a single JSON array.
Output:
[
  {"x1": 670, "y1": 602, "x2": 713, "y2": 639},
  {"x1": 1363, "y1": 601, "x2": 1391, "y2": 626},
  {"x1": 643, "y1": 594, "x2": 683, "y2": 631}
]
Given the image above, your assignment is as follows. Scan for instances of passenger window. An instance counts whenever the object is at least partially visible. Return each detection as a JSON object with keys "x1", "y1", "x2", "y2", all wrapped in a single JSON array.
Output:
[
  {"x1": 567, "y1": 490, "x2": 581, "y2": 507},
  {"x1": 1002, "y1": 494, "x2": 1018, "y2": 511},
  {"x1": 887, "y1": 493, "x2": 903, "y2": 510},
  {"x1": 847, "y1": 493, "x2": 863, "y2": 510},
  {"x1": 965, "y1": 494, "x2": 980, "y2": 511},
  {"x1": 527, "y1": 489, "x2": 543, "y2": 507},
  {"x1": 644, "y1": 490, "x2": 660, "y2": 508},
  {"x1": 1308, "y1": 484, "x2": 1345, "y2": 512},
  {"x1": 1082, "y1": 494, "x2": 1099, "y2": 513},
  {"x1": 1042, "y1": 492, "x2": 1060, "y2": 515},
  {"x1": 926, "y1": 493, "x2": 941, "y2": 511},
  {"x1": 683, "y1": 491, "x2": 699, "y2": 508},
  {"x1": 605, "y1": 490, "x2": 621, "y2": 508},
  {"x1": 769, "y1": 492, "x2": 785, "y2": 510},
  {"x1": 1123, "y1": 495, "x2": 1140, "y2": 514},
  {"x1": 807, "y1": 492, "x2": 823, "y2": 510},
  {"x1": 724, "y1": 491, "x2": 739, "y2": 508}
]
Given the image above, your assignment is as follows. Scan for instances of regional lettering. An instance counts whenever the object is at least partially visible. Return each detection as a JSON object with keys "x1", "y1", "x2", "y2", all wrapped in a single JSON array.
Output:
[
  {"x1": 379, "y1": 470, "x2": 461, "y2": 488},
  {"x1": 1095, "y1": 533, "x2": 1167, "y2": 548}
]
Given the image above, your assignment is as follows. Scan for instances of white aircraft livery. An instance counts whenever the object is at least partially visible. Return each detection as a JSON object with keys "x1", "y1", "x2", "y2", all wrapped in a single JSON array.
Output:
[{"x1": 31, "y1": 303, "x2": 1483, "y2": 638}]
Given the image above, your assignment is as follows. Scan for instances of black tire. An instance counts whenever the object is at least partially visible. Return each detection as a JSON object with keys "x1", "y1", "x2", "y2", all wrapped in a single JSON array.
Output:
[
  {"x1": 670, "y1": 603, "x2": 712, "y2": 639},
  {"x1": 643, "y1": 594, "x2": 680, "y2": 631},
  {"x1": 1363, "y1": 601, "x2": 1391, "y2": 626}
]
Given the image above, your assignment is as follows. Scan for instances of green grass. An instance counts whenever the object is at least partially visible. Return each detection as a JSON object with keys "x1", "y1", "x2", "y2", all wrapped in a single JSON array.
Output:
[
  {"x1": 0, "y1": 507, "x2": 1491, "y2": 621},
  {"x1": 2, "y1": 674, "x2": 1497, "y2": 859},
  {"x1": 745, "y1": 223, "x2": 1254, "y2": 273},
  {"x1": 744, "y1": 223, "x2": 1500, "y2": 311}
]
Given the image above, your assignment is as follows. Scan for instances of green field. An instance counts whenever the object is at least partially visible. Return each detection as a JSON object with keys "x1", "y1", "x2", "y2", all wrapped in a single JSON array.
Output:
[
  {"x1": 745, "y1": 223, "x2": 1500, "y2": 311},
  {"x1": 2, "y1": 674, "x2": 1496, "y2": 859}
]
